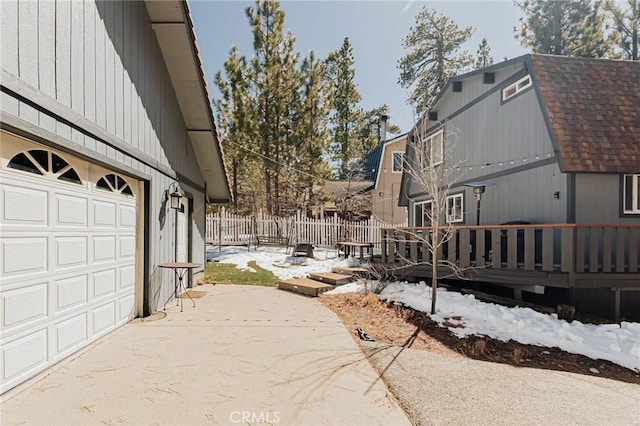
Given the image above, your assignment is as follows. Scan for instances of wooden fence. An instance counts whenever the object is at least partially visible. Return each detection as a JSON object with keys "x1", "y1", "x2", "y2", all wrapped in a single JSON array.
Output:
[{"x1": 206, "y1": 209, "x2": 407, "y2": 252}]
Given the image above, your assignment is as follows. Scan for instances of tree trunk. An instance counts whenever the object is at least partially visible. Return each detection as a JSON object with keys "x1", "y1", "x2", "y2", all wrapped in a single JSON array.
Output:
[{"x1": 431, "y1": 228, "x2": 439, "y2": 314}]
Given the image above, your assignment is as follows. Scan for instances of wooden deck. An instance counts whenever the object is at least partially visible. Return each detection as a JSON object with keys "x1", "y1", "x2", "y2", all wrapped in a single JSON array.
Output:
[{"x1": 380, "y1": 224, "x2": 640, "y2": 288}]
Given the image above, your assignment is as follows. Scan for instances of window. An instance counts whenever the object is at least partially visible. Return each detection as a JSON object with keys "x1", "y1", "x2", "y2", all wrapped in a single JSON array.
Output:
[
  {"x1": 428, "y1": 112, "x2": 438, "y2": 121},
  {"x1": 623, "y1": 174, "x2": 640, "y2": 214},
  {"x1": 502, "y1": 75, "x2": 532, "y2": 101},
  {"x1": 420, "y1": 129, "x2": 443, "y2": 167},
  {"x1": 96, "y1": 173, "x2": 134, "y2": 196},
  {"x1": 392, "y1": 151, "x2": 404, "y2": 173},
  {"x1": 414, "y1": 200, "x2": 433, "y2": 227},
  {"x1": 446, "y1": 193, "x2": 464, "y2": 223},
  {"x1": 453, "y1": 81, "x2": 463, "y2": 92},
  {"x1": 8, "y1": 149, "x2": 81, "y2": 184}
]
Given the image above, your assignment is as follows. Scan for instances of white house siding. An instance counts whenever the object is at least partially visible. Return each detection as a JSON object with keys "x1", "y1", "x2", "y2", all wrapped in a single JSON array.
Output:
[{"x1": 0, "y1": 0, "x2": 211, "y2": 390}]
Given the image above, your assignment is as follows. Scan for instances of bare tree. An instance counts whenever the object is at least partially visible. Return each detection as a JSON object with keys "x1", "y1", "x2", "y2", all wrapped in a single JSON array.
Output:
[{"x1": 378, "y1": 119, "x2": 470, "y2": 314}]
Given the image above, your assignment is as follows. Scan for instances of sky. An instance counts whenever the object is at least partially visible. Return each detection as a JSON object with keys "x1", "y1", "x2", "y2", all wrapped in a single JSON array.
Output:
[
  {"x1": 190, "y1": 0, "x2": 528, "y2": 133},
  {"x1": 206, "y1": 245, "x2": 640, "y2": 372}
]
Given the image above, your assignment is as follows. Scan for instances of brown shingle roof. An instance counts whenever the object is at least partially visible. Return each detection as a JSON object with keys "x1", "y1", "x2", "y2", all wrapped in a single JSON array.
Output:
[{"x1": 530, "y1": 54, "x2": 640, "y2": 173}]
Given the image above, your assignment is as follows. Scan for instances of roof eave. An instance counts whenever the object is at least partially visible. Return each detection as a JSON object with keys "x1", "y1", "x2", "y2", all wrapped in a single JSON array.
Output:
[{"x1": 144, "y1": 0, "x2": 232, "y2": 203}]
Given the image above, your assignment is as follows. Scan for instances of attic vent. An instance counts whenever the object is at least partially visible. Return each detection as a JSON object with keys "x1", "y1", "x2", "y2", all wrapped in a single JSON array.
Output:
[
  {"x1": 428, "y1": 112, "x2": 438, "y2": 121},
  {"x1": 453, "y1": 81, "x2": 463, "y2": 92},
  {"x1": 483, "y1": 72, "x2": 495, "y2": 84}
]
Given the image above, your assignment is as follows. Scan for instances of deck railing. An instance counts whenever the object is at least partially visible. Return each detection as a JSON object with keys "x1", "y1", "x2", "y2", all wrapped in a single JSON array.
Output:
[{"x1": 381, "y1": 224, "x2": 640, "y2": 274}]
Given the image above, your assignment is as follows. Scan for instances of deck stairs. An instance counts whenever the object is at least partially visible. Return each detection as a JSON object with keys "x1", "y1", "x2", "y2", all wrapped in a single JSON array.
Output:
[{"x1": 278, "y1": 270, "x2": 358, "y2": 297}]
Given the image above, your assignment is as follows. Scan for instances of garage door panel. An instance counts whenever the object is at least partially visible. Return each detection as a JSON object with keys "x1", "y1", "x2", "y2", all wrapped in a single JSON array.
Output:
[
  {"x1": 120, "y1": 205, "x2": 136, "y2": 227},
  {"x1": 119, "y1": 236, "x2": 135, "y2": 258},
  {"x1": 93, "y1": 269, "x2": 116, "y2": 299},
  {"x1": 91, "y1": 301, "x2": 116, "y2": 336},
  {"x1": 55, "y1": 237, "x2": 87, "y2": 269},
  {"x1": 54, "y1": 313, "x2": 87, "y2": 357},
  {"x1": 1, "y1": 237, "x2": 47, "y2": 275},
  {"x1": 55, "y1": 194, "x2": 87, "y2": 226},
  {"x1": 118, "y1": 295, "x2": 135, "y2": 322},
  {"x1": 2, "y1": 329, "x2": 48, "y2": 385},
  {"x1": 93, "y1": 236, "x2": 116, "y2": 263},
  {"x1": 2, "y1": 185, "x2": 48, "y2": 225},
  {"x1": 1, "y1": 283, "x2": 48, "y2": 329},
  {"x1": 92, "y1": 200, "x2": 116, "y2": 227},
  {"x1": 119, "y1": 265, "x2": 135, "y2": 289},
  {"x1": 55, "y1": 274, "x2": 88, "y2": 313}
]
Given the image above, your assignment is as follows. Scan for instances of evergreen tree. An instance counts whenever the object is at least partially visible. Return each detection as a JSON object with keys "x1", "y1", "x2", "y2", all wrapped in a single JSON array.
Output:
[
  {"x1": 358, "y1": 105, "x2": 402, "y2": 152},
  {"x1": 215, "y1": 0, "x2": 332, "y2": 215},
  {"x1": 214, "y1": 47, "x2": 259, "y2": 214},
  {"x1": 291, "y1": 51, "x2": 332, "y2": 209},
  {"x1": 325, "y1": 37, "x2": 364, "y2": 176},
  {"x1": 398, "y1": 7, "x2": 474, "y2": 115},
  {"x1": 515, "y1": 0, "x2": 613, "y2": 57},
  {"x1": 604, "y1": 0, "x2": 639, "y2": 60},
  {"x1": 247, "y1": 0, "x2": 301, "y2": 215},
  {"x1": 475, "y1": 38, "x2": 494, "y2": 69}
]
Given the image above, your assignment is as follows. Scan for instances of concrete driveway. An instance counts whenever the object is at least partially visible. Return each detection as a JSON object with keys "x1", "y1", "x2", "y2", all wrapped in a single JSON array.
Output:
[{"x1": 0, "y1": 285, "x2": 410, "y2": 426}]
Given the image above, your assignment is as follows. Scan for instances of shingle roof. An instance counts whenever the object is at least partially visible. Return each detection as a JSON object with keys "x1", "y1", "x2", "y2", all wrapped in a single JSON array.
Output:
[{"x1": 530, "y1": 54, "x2": 640, "y2": 173}]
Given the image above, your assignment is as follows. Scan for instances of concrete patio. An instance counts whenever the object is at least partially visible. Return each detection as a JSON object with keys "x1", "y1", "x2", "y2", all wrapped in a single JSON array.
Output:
[{"x1": 0, "y1": 284, "x2": 410, "y2": 425}]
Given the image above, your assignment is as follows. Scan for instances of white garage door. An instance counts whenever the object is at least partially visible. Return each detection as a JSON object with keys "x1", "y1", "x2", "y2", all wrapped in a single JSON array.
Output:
[{"x1": 0, "y1": 132, "x2": 140, "y2": 393}]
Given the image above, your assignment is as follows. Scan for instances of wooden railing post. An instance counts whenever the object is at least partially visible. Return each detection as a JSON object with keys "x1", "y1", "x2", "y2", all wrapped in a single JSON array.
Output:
[{"x1": 561, "y1": 226, "x2": 574, "y2": 272}]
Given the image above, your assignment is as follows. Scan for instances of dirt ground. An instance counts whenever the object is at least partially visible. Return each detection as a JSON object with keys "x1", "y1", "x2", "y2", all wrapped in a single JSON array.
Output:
[{"x1": 319, "y1": 293, "x2": 640, "y2": 385}]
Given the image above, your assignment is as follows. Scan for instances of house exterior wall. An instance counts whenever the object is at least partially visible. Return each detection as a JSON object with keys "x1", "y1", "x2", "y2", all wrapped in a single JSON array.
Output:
[
  {"x1": 406, "y1": 59, "x2": 565, "y2": 226},
  {"x1": 374, "y1": 136, "x2": 407, "y2": 225},
  {"x1": 428, "y1": 62, "x2": 524, "y2": 121},
  {"x1": 574, "y1": 174, "x2": 640, "y2": 225},
  {"x1": 1, "y1": 0, "x2": 207, "y2": 313}
]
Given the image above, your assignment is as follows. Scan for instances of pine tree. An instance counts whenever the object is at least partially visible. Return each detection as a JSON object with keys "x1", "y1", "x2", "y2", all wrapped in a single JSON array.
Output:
[
  {"x1": 398, "y1": 7, "x2": 474, "y2": 115},
  {"x1": 214, "y1": 47, "x2": 259, "y2": 214},
  {"x1": 215, "y1": 0, "x2": 332, "y2": 215},
  {"x1": 515, "y1": 0, "x2": 613, "y2": 57},
  {"x1": 247, "y1": 0, "x2": 301, "y2": 215},
  {"x1": 325, "y1": 37, "x2": 364, "y2": 176},
  {"x1": 290, "y1": 51, "x2": 332, "y2": 210},
  {"x1": 358, "y1": 105, "x2": 402, "y2": 152},
  {"x1": 604, "y1": 0, "x2": 639, "y2": 60},
  {"x1": 475, "y1": 38, "x2": 494, "y2": 69}
]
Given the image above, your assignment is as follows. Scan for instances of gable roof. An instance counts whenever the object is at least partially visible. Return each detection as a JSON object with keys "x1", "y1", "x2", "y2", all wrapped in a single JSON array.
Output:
[
  {"x1": 144, "y1": 0, "x2": 231, "y2": 202},
  {"x1": 361, "y1": 133, "x2": 408, "y2": 190},
  {"x1": 530, "y1": 54, "x2": 640, "y2": 173}
]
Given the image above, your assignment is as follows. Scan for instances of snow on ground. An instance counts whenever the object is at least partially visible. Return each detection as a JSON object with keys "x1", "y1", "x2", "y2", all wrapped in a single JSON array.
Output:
[
  {"x1": 207, "y1": 246, "x2": 640, "y2": 372},
  {"x1": 206, "y1": 244, "x2": 358, "y2": 280}
]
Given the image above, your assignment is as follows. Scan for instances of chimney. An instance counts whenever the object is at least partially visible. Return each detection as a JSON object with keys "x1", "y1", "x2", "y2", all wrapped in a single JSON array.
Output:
[{"x1": 379, "y1": 114, "x2": 388, "y2": 143}]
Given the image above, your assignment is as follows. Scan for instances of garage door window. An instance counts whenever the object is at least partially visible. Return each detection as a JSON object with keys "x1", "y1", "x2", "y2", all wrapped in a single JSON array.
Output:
[
  {"x1": 96, "y1": 173, "x2": 134, "y2": 196},
  {"x1": 8, "y1": 149, "x2": 81, "y2": 184}
]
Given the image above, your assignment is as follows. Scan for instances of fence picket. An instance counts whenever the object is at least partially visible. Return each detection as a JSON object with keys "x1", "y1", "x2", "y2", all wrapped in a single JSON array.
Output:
[{"x1": 206, "y1": 209, "x2": 407, "y2": 253}]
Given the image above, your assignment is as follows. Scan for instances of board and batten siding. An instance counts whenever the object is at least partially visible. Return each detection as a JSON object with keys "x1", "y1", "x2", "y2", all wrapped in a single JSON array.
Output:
[
  {"x1": 574, "y1": 174, "x2": 640, "y2": 225},
  {"x1": 1, "y1": 0, "x2": 210, "y2": 312},
  {"x1": 429, "y1": 62, "x2": 525, "y2": 119},
  {"x1": 406, "y1": 71, "x2": 565, "y2": 226}
]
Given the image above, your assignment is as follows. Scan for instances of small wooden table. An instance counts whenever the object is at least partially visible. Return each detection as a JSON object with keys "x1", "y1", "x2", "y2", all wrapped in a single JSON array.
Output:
[
  {"x1": 158, "y1": 262, "x2": 200, "y2": 312},
  {"x1": 337, "y1": 241, "x2": 374, "y2": 261}
]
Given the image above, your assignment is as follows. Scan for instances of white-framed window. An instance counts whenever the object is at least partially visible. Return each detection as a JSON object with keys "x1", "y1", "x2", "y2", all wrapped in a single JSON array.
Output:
[
  {"x1": 419, "y1": 129, "x2": 443, "y2": 167},
  {"x1": 413, "y1": 200, "x2": 433, "y2": 227},
  {"x1": 623, "y1": 174, "x2": 640, "y2": 214},
  {"x1": 502, "y1": 75, "x2": 532, "y2": 101},
  {"x1": 392, "y1": 151, "x2": 404, "y2": 173},
  {"x1": 446, "y1": 193, "x2": 464, "y2": 223}
]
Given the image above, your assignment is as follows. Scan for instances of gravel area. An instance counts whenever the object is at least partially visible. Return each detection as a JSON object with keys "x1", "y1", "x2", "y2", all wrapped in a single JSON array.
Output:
[{"x1": 362, "y1": 342, "x2": 640, "y2": 426}]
